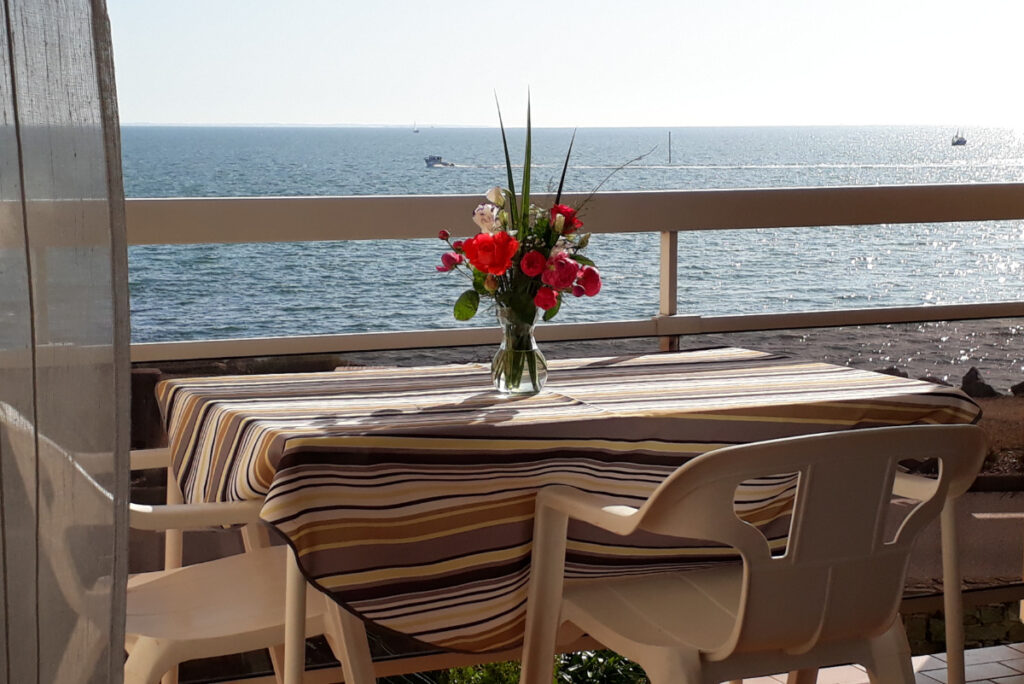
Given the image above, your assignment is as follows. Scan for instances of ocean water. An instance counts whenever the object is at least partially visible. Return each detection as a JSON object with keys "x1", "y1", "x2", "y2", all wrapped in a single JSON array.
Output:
[{"x1": 122, "y1": 126, "x2": 1024, "y2": 343}]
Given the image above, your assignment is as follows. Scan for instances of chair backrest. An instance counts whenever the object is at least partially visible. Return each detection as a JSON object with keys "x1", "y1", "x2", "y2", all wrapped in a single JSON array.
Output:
[{"x1": 633, "y1": 424, "x2": 986, "y2": 659}]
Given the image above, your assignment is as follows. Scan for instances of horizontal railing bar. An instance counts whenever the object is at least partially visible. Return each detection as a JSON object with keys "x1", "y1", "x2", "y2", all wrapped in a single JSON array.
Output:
[
  {"x1": 130, "y1": 301, "x2": 1024, "y2": 363},
  {"x1": 125, "y1": 182, "x2": 1024, "y2": 245},
  {"x1": 656, "y1": 301, "x2": 1024, "y2": 335}
]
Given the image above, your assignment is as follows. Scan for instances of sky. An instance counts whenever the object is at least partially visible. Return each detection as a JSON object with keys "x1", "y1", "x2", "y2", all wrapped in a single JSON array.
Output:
[{"x1": 107, "y1": 0, "x2": 1024, "y2": 128}]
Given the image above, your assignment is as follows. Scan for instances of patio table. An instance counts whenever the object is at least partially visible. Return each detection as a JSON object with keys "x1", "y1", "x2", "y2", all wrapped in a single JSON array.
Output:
[{"x1": 156, "y1": 347, "x2": 981, "y2": 679}]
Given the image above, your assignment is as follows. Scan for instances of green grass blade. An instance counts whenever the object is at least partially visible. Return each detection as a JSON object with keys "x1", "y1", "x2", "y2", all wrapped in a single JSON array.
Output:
[
  {"x1": 495, "y1": 95, "x2": 519, "y2": 228},
  {"x1": 521, "y1": 95, "x2": 531, "y2": 221},
  {"x1": 555, "y1": 128, "x2": 576, "y2": 206}
]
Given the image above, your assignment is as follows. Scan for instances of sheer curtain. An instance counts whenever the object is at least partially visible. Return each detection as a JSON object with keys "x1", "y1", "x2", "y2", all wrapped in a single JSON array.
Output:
[{"x1": 0, "y1": 1, "x2": 129, "y2": 682}]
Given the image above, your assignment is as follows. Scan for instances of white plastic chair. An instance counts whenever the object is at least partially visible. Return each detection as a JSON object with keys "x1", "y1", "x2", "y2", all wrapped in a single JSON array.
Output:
[
  {"x1": 519, "y1": 424, "x2": 987, "y2": 684},
  {"x1": 123, "y1": 447, "x2": 332, "y2": 684},
  {"x1": 0, "y1": 402, "x2": 330, "y2": 684}
]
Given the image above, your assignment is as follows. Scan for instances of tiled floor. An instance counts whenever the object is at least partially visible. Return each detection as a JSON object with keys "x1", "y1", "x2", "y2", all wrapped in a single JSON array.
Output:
[{"x1": 750, "y1": 643, "x2": 1024, "y2": 684}]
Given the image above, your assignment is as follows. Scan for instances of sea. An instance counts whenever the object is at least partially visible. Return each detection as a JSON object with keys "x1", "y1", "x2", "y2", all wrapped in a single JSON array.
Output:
[{"x1": 122, "y1": 126, "x2": 1024, "y2": 374}]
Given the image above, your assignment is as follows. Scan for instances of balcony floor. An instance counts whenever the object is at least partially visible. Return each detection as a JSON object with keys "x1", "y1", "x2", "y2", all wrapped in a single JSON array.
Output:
[{"x1": 745, "y1": 644, "x2": 1024, "y2": 684}]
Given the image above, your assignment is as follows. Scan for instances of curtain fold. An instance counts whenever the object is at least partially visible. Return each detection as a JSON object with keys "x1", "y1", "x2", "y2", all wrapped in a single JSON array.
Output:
[{"x1": 0, "y1": 0, "x2": 129, "y2": 682}]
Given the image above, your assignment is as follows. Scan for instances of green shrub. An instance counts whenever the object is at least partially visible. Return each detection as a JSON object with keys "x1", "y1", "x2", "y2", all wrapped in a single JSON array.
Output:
[{"x1": 438, "y1": 650, "x2": 647, "y2": 684}]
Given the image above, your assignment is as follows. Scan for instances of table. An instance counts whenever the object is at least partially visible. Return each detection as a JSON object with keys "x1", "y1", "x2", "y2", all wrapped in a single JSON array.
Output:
[{"x1": 157, "y1": 348, "x2": 981, "y2": 677}]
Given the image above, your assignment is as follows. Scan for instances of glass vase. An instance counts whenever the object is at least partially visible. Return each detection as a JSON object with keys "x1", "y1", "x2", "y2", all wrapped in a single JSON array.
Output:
[{"x1": 492, "y1": 305, "x2": 547, "y2": 395}]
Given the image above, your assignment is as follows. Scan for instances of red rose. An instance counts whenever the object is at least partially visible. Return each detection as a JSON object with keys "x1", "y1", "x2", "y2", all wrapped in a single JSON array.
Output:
[
  {"x1": 541, "y1": 252, "x2": 580, "y2": 290},
  {"x1": 438, "y1": 229, "x2": 451, "y2": 241},
  {"x1": 550, "y1": 204, "x2": 583, "y2": 234},
  {"x1": 462, "y1": 231, "x2": 519, "y2": 275},
  {"x1": 579, "y1": 266, "x2": 602, "y2": 296},
  {"x1": 520, "y1": 250, "x2": 547, "y2": 277},
  {"x1": 534, "y1": 286, "x2": 558, "y2": 310}
]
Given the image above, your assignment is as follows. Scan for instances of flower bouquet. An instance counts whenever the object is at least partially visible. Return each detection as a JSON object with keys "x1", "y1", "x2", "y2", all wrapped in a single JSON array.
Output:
[{"x1": 436, "y1": 102, "x2": 601, "y2": 395}]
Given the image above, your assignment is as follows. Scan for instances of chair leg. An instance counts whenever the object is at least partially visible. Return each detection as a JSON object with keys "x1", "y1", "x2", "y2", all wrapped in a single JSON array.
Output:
[
  {"x1": 941, "y1": 500, "x2": 966, "y2": 684},
  {"x1": 520, "y1": 506, "x2": 570, "y2": 684},
  {"x1": 786, "y1": 669, "x2": 818, "y2": 684},
  {"x1": 642, "y1": 645, "x2": 703, "y2": 684},
  {"x1": 162, "y1": 478, "x2": 184, "y2": 684},
  {"x1": 124, "y1": 636, "x2": 182, "y2": 684},
  {"x1": 52, "y1": 614, "x2": 105, "y2": 684},
  {"x1": 283, "y1": 548, "x2": 308, "y2": 684},
  {"x1": 323, "y1": 598, "x2": 376, "y2": 684},
  {"x1": 267, "y1": 645, "x2": 286, "y2": 684},
  {"x1": 864, "y1": 621, "x2": 915, "y2": 684}
]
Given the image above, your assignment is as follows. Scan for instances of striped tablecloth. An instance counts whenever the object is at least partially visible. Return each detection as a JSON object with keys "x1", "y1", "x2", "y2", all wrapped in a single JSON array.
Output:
[{"x1": 156, "y1": 348, "x2": 981, "y2": 653}]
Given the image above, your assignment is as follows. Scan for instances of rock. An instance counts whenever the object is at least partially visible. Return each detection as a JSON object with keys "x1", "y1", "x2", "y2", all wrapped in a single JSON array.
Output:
[
  {"x1": 917, "y1": 375, "x2": 953, "y2": 387},
  {"x1": 1011, "y1": 380, "x2": 1024, "y2": 397},
  {"x1": 876, "y1": 366, "x2": 909, "y2": 378},
  {"x1": 961, "y1": 367, "x2": 1002, "y2": 398}
]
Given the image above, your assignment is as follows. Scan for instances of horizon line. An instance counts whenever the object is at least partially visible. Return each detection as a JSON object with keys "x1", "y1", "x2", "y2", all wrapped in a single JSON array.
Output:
[{"x1": 119, "y1": 122, "x2": 1002, "y2": 129}]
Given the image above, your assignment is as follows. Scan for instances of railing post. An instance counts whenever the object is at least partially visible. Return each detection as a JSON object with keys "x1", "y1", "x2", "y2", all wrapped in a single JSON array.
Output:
[{"x1": 659, "y1": 230, "x2": 679, "y2": 352}]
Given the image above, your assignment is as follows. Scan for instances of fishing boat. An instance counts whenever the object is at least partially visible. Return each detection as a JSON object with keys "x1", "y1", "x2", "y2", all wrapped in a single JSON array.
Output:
[
  {"x1": 425, "y1": 155, "x2": 455, "y2": 167},
  {"x1": 952, "y1": 130, "x2": 967, "y2": 146}
]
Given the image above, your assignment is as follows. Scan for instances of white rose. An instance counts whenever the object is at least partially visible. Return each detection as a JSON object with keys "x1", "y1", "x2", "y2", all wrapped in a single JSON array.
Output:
[
  {"x1": 486, "y1": 186, "x2": 505, "y2": 207},
  {"x1": 472, "y1": 204, "x2": 500, "y2": 234},
  {"x1": 552, "y1": 213, "x2": 566, "y2": 233}
]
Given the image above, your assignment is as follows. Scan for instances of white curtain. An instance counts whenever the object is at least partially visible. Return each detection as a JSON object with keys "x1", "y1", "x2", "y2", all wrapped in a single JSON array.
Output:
[{"x1": 0, "y1": 0, "x2": 129, "y2": 682}]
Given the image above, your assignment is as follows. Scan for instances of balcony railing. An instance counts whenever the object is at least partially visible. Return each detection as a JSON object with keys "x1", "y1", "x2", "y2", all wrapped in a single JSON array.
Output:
[{"x1": 125, "y1": 183, "x2": 1024, "y2": 363}]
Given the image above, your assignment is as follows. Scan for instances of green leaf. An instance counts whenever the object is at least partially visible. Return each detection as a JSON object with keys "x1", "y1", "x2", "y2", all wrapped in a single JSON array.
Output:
[
  {"x1": 555, "y1": 128, "x2": 576, "y2": 206},
  {"x1": 542, "y1": 298, "x2": 561, "y2": 321},
  {"x1": 572, "y1": 255, "x2": 595, "y2": 267},
  {"x1": 495, "y1": 94, "x2": 519, "y2": 228},
  {"x1": 454, "y1": 289, "x2": 480, "y2": 321},
  {"x1": 521, "y1": 94, "x2": 531, "y2": 221},
  {"x1": 472, "y1": 269, "x2": 488, "y2": 294}
]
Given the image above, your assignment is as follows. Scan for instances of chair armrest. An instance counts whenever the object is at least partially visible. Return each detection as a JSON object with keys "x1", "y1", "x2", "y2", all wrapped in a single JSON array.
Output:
[
  {"x1": 130, "y1": 447, "x2": 171, "y2": 471},
  {"x1": 536, "y1": 485, "x2": 642, "y2": 536},
  {"x1": 129, "y1": 499, "x2": 264, "y2": 531}
]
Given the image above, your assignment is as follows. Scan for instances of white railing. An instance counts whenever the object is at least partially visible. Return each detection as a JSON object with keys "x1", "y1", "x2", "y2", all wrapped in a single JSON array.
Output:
[{"x1": 126, "y1": 183, "x2": 1024, "y2": 363}]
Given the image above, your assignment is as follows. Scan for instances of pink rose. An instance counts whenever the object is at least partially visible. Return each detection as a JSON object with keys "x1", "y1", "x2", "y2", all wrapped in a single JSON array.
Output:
[
  {"x1": 452, "y1": 239, "x2": 464, "y2": 251},
  {"x1": 436, "y1": 251, "x2": 463, "y2": 272},
  {"x1": 534, "y1": 286, "x2": 558, "y2": 310},
  {"x1": 572, "y1": 284, "x2": 585, "y2": 297},
  {"x1": 541, "y1": 252, "x2": 580, "y2": 290},
  {"x1": 520, "y1": 250, "x2": 546, "y2": 277},
  {"x1": 579, "y1": 266, "x2": 602, "y2": 296}
]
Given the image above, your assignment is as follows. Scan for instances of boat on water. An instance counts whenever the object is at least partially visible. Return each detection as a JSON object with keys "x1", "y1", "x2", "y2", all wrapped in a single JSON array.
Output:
[
  {"x1": 425, "y1": 155, "x2": 455, "y2": 168},
  {"x1": 952, "y1": 130, "x2": 967, "y2": 146}
]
